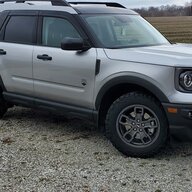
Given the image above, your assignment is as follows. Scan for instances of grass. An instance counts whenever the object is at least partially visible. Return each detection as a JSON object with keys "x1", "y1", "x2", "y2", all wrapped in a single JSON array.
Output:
[{"x1": 146, "y1": 16, "x2": 192, "y2": 43}]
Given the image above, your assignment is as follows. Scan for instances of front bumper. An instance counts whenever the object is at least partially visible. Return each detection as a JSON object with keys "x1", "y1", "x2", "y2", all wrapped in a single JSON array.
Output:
[{"x1": 163, "y1": 103, "x2": 192, "y2": 140}]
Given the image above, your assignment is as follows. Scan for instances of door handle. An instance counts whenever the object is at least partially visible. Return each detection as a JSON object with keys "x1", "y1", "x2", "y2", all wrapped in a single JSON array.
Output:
[
  {"x1": 37, "y1": 54, "x2": 52, "y2": 61},
  {"x1": 0, "y1": 49, "x2": 6, "y2": 55}
]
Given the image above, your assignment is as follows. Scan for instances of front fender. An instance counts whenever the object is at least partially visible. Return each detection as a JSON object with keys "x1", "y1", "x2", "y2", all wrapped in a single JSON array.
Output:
[{"x1": 95, "y1": 75, "x2": 170, "y2": 110}]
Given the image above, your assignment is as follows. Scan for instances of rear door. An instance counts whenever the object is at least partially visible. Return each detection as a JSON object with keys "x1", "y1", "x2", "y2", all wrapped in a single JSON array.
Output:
[
  {"x1": 0, "y1": 11, "x2": 38, "y2": 96},
  {"x1": 33, "y1": 11, "x2": 97, "y2": 108}
]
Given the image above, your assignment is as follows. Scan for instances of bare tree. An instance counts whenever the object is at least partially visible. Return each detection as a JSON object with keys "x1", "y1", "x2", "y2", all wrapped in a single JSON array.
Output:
[{"x1": 134, "y1": 4, "x2": 192, "y2": 17}]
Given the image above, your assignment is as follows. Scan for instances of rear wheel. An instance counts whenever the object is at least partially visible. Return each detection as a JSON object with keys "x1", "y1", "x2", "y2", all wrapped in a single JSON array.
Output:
[
  {"x1": 105, "y1": 92, "x2": 168, "y2": 158},
  {"x1": 0, "y1": 97, "x2": 8, "y2": 118}
]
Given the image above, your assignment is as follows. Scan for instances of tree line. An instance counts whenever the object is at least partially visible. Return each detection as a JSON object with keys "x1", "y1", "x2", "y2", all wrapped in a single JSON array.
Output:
[{"x1": 134, "y1": 4, "x2": 192, "y2": 17}]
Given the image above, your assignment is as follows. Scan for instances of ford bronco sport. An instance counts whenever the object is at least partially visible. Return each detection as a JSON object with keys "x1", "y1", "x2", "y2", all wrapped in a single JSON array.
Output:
[{"x1": 0, "y1": 0, "x2": 192, "y2": 157}]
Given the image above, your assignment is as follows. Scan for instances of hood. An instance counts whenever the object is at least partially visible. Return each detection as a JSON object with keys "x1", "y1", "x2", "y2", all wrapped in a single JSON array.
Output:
[{"x1": 104, "y1": 44, "x2": 192, "y2": 67}]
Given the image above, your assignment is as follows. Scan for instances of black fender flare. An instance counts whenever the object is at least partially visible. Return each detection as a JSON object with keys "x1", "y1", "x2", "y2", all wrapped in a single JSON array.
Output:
[{"x1": 95, "y1": 76, "x2": 169, "y2": 110}]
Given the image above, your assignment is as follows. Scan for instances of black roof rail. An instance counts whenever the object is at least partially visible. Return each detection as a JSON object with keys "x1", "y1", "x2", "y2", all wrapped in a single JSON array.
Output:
[
  {"x1": 69, "y1": 2, "x2": 126, "y2": 9},
  {"x1": 0, "y1": 0, "x2": 70, "y2": 6}
]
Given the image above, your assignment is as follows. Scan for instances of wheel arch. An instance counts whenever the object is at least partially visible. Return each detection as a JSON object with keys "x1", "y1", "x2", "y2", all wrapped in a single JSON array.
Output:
[{"x1": 95, "y1": 76, "x2": 169, "y2": 128}]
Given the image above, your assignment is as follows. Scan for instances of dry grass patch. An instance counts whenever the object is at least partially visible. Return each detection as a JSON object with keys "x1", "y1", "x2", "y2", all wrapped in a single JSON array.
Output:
[{"x1": 146, "y1": 16, "x2": 192, "y2": 43}]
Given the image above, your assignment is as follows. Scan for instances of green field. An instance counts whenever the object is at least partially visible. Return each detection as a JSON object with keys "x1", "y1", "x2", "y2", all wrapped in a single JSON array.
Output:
[{"x1": 146, "y1": 16, "x2": 192, "y2": 43}]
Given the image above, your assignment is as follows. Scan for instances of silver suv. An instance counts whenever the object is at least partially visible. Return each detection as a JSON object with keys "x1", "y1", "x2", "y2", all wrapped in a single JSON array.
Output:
[{"x1": 0, "y1": 0, "x2": 192, "y2": 157}]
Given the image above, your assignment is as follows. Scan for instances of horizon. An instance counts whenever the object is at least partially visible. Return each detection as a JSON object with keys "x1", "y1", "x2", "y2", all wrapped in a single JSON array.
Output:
[{"x1": 67, "y1": 0, "x2": 192, "y2": 8}]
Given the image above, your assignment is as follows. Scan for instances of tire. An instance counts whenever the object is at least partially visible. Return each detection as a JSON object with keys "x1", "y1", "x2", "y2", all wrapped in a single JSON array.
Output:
[
  {"x1": 0, "y1": 97, "x2": 7, "y2": 118},
  {"x1": 105, "y1": 92, "x2": 168, "y2": 158}
]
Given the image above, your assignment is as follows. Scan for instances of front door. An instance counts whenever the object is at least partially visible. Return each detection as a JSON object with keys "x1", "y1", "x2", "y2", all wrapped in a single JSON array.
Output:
[{"x1": 33, "y1": 14, "x2": 97, "y2": 108}]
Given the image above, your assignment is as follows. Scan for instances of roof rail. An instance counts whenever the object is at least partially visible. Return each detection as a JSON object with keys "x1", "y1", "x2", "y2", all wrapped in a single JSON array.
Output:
[
  {"x1": 69, "y1": 2, "x2": 126, "y2": 9},
  {"x1": 0, "y1": 0, "x2": 70, "y2": 6}
]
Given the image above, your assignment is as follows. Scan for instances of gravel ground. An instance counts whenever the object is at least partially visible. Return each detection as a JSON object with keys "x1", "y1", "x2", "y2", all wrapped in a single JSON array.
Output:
[{"x1": 1, "y1": 107, "x2": 192, "y2": 192}]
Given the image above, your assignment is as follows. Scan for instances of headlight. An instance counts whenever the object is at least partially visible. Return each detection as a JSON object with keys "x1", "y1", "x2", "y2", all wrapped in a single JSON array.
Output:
[
  {"x1": 180, "y1": 71, "x2": 192, "y2": 90},
  {"x1": 175, "y1": 68, "x2": 192, "y2": 92}
]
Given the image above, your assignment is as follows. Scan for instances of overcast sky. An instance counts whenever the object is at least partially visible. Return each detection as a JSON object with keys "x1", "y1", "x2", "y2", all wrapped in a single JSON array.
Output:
[
  {"x1": 123, "y1": 0, "x2": 191, "y2": 8},
  {"x1": 69, "y1": 0, "x2": 192, "y2": 8}
]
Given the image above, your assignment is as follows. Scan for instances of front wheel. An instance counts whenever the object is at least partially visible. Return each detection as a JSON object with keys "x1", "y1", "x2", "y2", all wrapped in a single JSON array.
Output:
[{"x1": 105, "y1": 92, "x2": 168, "y2": 158}]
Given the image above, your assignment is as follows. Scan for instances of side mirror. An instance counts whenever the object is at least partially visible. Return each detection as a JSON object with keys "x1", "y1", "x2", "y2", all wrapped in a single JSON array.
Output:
[{"x1": 61, "y1": 37, "x2": 90, "y2": 51}]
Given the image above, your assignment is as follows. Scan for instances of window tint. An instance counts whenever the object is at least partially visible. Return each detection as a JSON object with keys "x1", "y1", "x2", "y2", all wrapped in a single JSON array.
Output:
[
  {"x1": 4, "y1": 16, "x2": 37, "y2": 44},
  {"x1": 42, "y1": 17, "x2": 80, "y2": 47}
]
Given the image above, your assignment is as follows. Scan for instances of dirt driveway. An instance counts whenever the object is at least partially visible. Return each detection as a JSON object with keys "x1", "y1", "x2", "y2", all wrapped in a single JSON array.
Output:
[{"x1": 0, "y1": 107, "x2": 192, "y2": 192}]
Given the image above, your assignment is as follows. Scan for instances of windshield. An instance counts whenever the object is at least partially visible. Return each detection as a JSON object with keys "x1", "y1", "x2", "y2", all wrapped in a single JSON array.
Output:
[{"x1": 82, "y1": 14, "x2": 170, "y2": 48}]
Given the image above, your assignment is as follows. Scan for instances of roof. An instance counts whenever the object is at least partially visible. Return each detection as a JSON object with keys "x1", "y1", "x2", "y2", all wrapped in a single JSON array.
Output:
[
  {"x1": 68, "y1": 1, "x2": 137, "y2": 15},
  {"x1": 0, "y1": 3, "x2": 77, "y2": 13},
  {"x1": 72, "y1": 5, "x2": 138, "y2": 15},
  {"x1": 0, "y1": 1, "x2": 138, "y2": 15}
]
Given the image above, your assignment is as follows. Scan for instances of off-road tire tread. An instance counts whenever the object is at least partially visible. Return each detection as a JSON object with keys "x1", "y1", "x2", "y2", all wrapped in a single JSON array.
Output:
[{"x1": 105, "y1": 92, "x2": 169, "y2": 158}]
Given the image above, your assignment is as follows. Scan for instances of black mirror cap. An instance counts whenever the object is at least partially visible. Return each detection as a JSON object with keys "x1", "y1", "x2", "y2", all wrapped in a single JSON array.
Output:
[{"x1": 61, "y1": 37, "x2": 91, "y2": 51}]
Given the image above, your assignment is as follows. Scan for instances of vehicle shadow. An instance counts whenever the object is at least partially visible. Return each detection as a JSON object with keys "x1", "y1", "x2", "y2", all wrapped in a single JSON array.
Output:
[
  {"x1": 2, "y1": 106, "x2": 104, "y2": 143},
  {"x1": 2, "y1": 106, "x2": 192, "y2": 159}
]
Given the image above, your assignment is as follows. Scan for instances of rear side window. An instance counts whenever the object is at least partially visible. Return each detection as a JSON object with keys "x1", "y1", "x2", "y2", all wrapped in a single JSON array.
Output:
[{"x1": 4, "y1": 16, "x2": 37, "y2": 44}]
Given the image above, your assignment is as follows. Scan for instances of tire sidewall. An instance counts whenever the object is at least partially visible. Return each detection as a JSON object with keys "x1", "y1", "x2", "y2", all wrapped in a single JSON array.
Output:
[{"x1": 106, "y1": 93, "x2": 168, "y2": 157}]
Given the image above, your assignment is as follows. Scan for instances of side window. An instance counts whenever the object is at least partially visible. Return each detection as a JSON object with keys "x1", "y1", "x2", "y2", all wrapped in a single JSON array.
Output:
[
  {"x1": 4, "y1": 16, "x2": 37, "y2": 44},
  {"x1": 42, "y1": 17, "x2": 80, "y2": 48}
]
